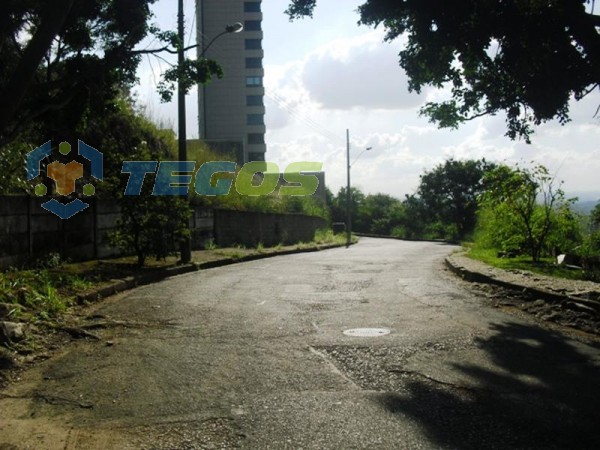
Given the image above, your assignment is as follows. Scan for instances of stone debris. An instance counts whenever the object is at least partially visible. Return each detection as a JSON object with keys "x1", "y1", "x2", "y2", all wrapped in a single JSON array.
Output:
[{"x1": 0, "y1": 321, "x2": 25, "y2": 344}]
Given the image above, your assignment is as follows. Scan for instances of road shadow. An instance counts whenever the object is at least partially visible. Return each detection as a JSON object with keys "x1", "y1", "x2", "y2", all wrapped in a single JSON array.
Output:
[{"x1": 378, "y1": 322, "x2": 600, "y2": 449}]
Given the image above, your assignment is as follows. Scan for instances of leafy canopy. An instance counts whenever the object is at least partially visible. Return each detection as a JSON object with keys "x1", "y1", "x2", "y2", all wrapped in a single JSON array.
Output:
[
  {"x1": 479, "y1": 163, "x2": 576, "y2": 261},
  {"x1": 0, "y1": 0, "x2": 223, "y2": 147},
  {"x1": 286, "y1": 0, "x2": 600, "y2": 142},
  {"x1": 418, "y1": 158, "x2": 493, "y2": 239},
  {"x1": 0, "y1": 0, "x2": 156, "y2": 145}
]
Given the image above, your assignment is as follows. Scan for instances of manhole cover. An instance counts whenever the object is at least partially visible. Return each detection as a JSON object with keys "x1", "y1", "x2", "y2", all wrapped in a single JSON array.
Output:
[{"x1": 343, "y1": 328, "x2": 391, "y2": 337}]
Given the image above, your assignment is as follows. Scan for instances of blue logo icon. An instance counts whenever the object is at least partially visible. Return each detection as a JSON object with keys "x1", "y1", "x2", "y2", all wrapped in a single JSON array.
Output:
[{"x1": 26, "y1": 140, "x2": 103, "y2": 219}]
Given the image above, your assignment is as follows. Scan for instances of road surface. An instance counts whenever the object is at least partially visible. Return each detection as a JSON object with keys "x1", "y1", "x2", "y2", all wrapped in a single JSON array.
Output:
[{"x1": 1, "y1": 238, "x2": 600, "y2": 449}]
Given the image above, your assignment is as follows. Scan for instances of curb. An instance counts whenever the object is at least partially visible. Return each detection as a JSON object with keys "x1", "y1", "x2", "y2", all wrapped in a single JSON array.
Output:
[
  {"x1": 445, "y1": 255, "x2": 567, "y2": 302},
  {"x1": 354, "y1": 233, "x2": 456, "y2": 244},
  {"x1": 77, "y1": 243, "x2": 348, "y2": 303},
  {"x1": 444, "y1": 254, "x2": 600, "y2": 314}
]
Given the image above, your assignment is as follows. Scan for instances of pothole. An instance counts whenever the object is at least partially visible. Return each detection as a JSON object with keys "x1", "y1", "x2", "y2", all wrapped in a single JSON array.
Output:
[{"x1": 343, "y1": 328, "x2": 391, "y2": 337}]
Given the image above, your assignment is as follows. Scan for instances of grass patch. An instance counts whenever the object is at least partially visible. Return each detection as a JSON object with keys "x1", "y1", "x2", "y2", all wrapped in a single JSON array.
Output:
[
  {"x1": 0, "y1": 269, "x2": 92, "y2": 320},
  {"x1": 465, "y1": 246, "x2": 597, "y2": 281},
  {"x1": 314, "y1": 228, "x2": 354, "y2": 246}
]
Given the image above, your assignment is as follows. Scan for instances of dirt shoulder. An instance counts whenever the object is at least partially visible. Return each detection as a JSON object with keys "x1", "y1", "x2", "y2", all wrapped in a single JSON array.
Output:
[{"x1": 446, "y1": 251, "x2": 600, "y2": 337}]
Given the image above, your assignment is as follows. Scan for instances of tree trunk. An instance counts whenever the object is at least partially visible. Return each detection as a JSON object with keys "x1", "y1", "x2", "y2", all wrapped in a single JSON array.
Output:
[{"x1": 0, "y1": 0, "x2": 75, "y2": 140}]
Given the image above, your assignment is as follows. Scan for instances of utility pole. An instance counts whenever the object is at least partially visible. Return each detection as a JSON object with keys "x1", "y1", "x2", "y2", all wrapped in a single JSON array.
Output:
[
  {"x1": 132, "y1": 3, "x2": 242, "y2": 263},
  {"x1": 346, "y1": 129, "x2": 351, "y2": 247},
  {"x1": 177, "y1": 0, "x2": 191, "y2": 263}
]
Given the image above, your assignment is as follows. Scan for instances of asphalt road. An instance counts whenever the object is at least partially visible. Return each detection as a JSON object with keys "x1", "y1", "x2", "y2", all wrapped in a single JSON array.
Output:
[{"x1": 2, "y1": 238, "x2": 600, "y2": 449}]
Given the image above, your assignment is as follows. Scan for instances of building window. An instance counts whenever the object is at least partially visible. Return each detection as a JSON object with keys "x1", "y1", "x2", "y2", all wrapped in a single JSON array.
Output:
[
  {"x1": 244, "y1": 20, "x2": 261, "y2": 31},
  {"x1": 245, "y1": 39, "x2": 262, "y2": 50},
  {"x1": 244, "y1": 2, "x2": 261, "y2": 13},
  {"x1": 246, "y1": 95, "x2": 263, "y2": 106},
  {"x1": 246, "y1": 76, "x2": 263, "y2": 86},
  {"x1": 248, "y1": 152, "x2": 265, "y2": 162},
  {"x1": 248, "y1": 133, "x2": 265, "y2": 144},
  {"x1": 247, "y1": 114, "x2": 264, "y2": 126},
  {"x1": 245, "y1": 57, "x2": 262, "y2": 69}
]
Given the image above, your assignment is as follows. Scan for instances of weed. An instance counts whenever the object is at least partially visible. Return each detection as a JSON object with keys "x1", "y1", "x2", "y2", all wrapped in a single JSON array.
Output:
[
  {"x1": 314, "y1": 228, "x2": 348, "y2": 245},
  {"x1": 0, "y1": 268, "x2": 82, "y2": 319},
  {"x1": 204, "y1": 238, "x2": 218, "y2": 250},
  {"x1": 35, "y1": 252, "x2": 63, "y2": 269},
  {"x1": 466, "y1": 246, "x2": 596, "y2": 281},
  {"x1": 68, "y1": 276, "x2": 93, "y2": 291}
]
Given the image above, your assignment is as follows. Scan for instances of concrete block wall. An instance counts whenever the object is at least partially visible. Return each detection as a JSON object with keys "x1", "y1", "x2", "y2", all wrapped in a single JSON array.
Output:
[
  {"x1": 214, "y1": 209, "x2": 327, "y2": 247},
  {"x1": 0, "y1": 197, "x2": 326, "y2": 267},
  {"x1": 0, "y1": 197, "x2": 213, "y2": 268}
]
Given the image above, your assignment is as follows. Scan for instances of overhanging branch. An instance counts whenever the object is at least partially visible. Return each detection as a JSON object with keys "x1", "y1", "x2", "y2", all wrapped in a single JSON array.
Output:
[{"x1": 585, "y1": 11, "x2": 600, "y2": 27}]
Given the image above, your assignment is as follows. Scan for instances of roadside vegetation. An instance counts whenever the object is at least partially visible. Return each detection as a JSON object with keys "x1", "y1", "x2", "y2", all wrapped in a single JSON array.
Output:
[
  {"x1": 329, "y1": 158, "x2": 600, "y2": 282},
  {"x1": 0, "y1": 91, "x2": 336, "y2": 332},
  {"x1": 0, "y1": 263, "x2": 91, "y2": 321},
  {"x1": 90, "y1": 101, "x2": 328, "y2": 266},
  {"x1": 0, "y1": 230, "x2": 347, "y2": 328},
  {"x1": 0, "y1": 232, "x2": 349, "y2": 378}
]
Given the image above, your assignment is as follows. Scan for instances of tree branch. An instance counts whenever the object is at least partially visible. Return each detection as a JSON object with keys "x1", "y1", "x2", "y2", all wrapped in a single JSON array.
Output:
[
  {"x1": 0, "y1": 89, "x2": 78, "y2": 149},
  {"x1": 584, "y1": 11, "x2": 600, "y2": 27},
  {"x1": 132, "y1": 42, "x2": 204, "y2": 56},
  {"x1": 0, "y1": 0, "x2": 75, "y2": 138},
  {"x1": 463, "y1": 108, "x2": 495, "y2": 122},
  {"x1": 131, "y1": 45, "x2": 178, "y2": 55}
]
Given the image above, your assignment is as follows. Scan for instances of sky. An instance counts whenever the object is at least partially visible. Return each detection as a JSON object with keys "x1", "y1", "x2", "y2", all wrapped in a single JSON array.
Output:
[{"x1": 134, "y1": 0, "x2": 600, "y2": 201}]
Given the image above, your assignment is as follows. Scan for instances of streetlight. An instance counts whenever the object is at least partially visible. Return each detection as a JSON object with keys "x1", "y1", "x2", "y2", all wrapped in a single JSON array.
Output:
[
  {"x1": 177, "y1": 0, "x2": 242, "y2": 262},
  {"x1": 345, "y1": 128, "x2": 372, "y2": 247}
]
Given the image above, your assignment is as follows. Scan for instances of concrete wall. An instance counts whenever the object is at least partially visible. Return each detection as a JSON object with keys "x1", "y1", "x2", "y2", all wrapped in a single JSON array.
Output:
[
  {"x1": 0, "y1": 197, "x2": 213, "y2": 268},
  {"x1": 0, "y1": 197, "x2": 122, "y2": 267},
  {"x1": 0, "y1": 197, "x2": 327, "y2": 267},
  {"x1": 214, "y1": 208, "x2": 327, "y2": 247}
]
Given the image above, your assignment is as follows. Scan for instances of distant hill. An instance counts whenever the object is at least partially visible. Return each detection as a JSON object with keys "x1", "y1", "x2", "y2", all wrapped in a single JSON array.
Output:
[
  {"x1": 564, "y1": 191, "x2": 598, "y2": 215},
  {"x1": 572, "y1": 200, "x2": 599, "y2": 215},
  {"x1": 567, "y1": 191, "x2": 600, "y2": 201}
]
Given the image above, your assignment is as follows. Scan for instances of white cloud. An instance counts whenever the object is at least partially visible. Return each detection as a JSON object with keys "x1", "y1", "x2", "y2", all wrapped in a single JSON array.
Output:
[
  {"x1": 134, "y1": 0, "x2": 600, "y2": 200},
  {"x1": 301, "y1": 31, "x2": 423, "y2": 110}
]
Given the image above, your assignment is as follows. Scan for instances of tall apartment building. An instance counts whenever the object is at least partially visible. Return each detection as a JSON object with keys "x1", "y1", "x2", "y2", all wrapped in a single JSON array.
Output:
[{"x1": 196, "y1": 0, "x2": 266, "y2": 163}]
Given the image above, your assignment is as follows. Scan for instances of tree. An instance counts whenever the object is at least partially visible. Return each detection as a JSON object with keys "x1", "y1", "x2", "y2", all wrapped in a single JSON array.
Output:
[
  {"x1": 0, "y1": 0, "x2": 155, "y2": 146},
  {"x1": 333, "y1": 186, "x2": 366, "y2": 230},
  {"x1": 584, "y1": 201, "x2": 600, "y2": 256},
  {"x1": 393, "y1": 194, "x2": 429, "y2": 240},
  {"x1": 83, "y1": 98, "x2": 192, "y2": 266},
  {"x1": 417, "y1": 159, "x2": 493, "y2": 239},
  {"x1": 591, "y1": 202, "x2": 600, "y2": 231},
  {"x1": 479, "y1": 164, "x2": 576, "y2": 261},
  {"x1": 0, "y1": 0, "x2": 222, "y2": 149},
  {"x1": 353, "y1": 193, "x2": 402, "y2": 234},
  {"x1": 286, "y1": 0, "x2": 600, "y2": 142},
  {"x1": 110, "y1": 196, "x2": 191, "y2": 266}
]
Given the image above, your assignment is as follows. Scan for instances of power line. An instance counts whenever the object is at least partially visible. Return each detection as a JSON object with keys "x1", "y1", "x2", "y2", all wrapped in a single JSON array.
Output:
[{"x1": 264, "y1": 89, "x2": 343, "y2": 145}]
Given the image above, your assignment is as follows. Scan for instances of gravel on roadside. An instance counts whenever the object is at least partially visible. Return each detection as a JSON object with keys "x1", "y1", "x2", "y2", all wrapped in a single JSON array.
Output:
[{"x1": 446, "y1": 252, "x2": 600, "y2": 337}]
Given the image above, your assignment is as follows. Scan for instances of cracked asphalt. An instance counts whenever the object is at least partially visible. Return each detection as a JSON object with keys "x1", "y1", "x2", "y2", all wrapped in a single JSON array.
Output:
[{"x1": 1, "y1": 238, "x2": 600, "y2": 449}]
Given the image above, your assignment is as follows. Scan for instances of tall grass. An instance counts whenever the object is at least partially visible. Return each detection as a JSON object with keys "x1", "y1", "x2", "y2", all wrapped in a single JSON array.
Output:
[
  {"x1": 465, "y1": 244, "x2": 595, "y2": 281},
  {"x1": 0, "y1": 268, "x2": 91, "y2": 318}
]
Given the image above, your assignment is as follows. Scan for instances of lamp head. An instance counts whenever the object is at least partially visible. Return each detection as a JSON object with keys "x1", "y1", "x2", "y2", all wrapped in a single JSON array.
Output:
[
  {"x1": 366, "y1": 147, "x2": 373, "y2": 151},
  {"x1": 226, "y1": 22, "x2": 244, "y2": 33}
]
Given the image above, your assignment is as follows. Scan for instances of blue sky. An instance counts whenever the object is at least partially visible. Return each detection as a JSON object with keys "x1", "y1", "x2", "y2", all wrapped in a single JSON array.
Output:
[{"x1": 135, "y1": 0, "x2": 600, "y2": 201}]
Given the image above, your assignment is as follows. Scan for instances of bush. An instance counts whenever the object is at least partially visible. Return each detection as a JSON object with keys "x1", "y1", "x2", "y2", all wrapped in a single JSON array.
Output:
[
  {"x1": 478, "y1": 164, "x2": 577, "y2": 261},
  {"x1": 109, "y1": 196, "x2": 191, "y2": 266},
  {"x1": 84, "y1": 99, "x2": 193, "y2": 266}
]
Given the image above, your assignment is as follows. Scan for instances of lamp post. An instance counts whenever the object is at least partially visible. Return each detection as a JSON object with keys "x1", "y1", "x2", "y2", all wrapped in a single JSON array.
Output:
[
  {"x1": 177, "y1": 0, "x2": 242, "y2": 262},
  {"x1": 345, "y1": 128, "x2": 371, "y2": 247}
]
